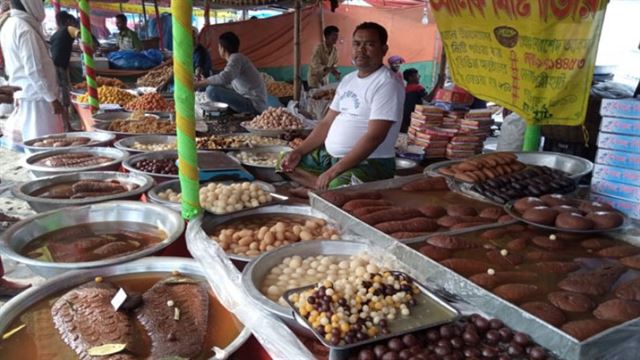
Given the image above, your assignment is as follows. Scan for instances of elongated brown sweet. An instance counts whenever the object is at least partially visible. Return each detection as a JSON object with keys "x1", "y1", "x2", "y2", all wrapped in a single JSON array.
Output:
[
  {"x1": 593, "y1": 299, "x2": 640, "y2": 322},
  {"x1": 562, "y1": 319, "x2": 614, "y2": 340},
  {"x1": 401, "y1": 176, "x2": 449, "y2": 192},
  {"x1": 342, "y1": 199, "x2": 393, "y2": 212},
  {"x1": 615, "y1": 278, "x2": 640, "y2": 301},
  {"x1": 469, "y1": 271, "x2": 538, "y2": 290},
  {"x1": 620, "y1": 254, "x2": 640, "y2": 270},
  {"x1": 360, "y1": 207, "x2": 424, "y2": 225},
  {"x1": 548, "y1": 291, "x2": 595, "y2": 313},
  {"x1": 351, "y1": 206, "x2": 393, "y2": 218},
  {"x1": 440, "y1": 258, "x2": 490, "y2": 276},
  {"x1": 534, "y1": 261, "x2": 580, "y2": 274},
  {"x1": 427, "y1": 234, "x2": 478, "y2": 250},
  {"x1": 493, "y1": 283, "x2": 539, "y2": 304},
  {"x1": 521, "y1": 301, "x2": 566, "y2": 327},
  {"x1": 321, "y1": 191, "x2": 382, "y2": 207},
  {"x1": 597, "y1": 245, "x2": 640, "y2": 258},
  {"x1": 375, "y1": 217, "x2": 438, "y2": 234},
  {"x1": 418, "y1": 244, "x2": 452, "y2": 261}
]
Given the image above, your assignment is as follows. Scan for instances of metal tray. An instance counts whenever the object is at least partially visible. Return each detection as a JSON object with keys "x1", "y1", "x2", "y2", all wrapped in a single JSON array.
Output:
[
  {"x1": 91, "y1": 111, "x2": 159, "y2": 125},
  {"x1": 24, "y1": 147, "x2": 128, "y2": 178},
  {"x1": 21, "y1": 131, "x2": 115, "y2": 153},
  {"x1": 122, "y1": 150, "x2": 180, "y2": 183},
  {"x1": 93, "y1": 121, "x2": 176, "y2": 140},
  {"x1": 0, "y1": 257, "x2": 251, "y2": 359},
  {"x1": 196, "y1": 133, "x2": 288, "y2": 151},
  {"x1": 365, "y1": 223, "x2": 640, "y2": 360},
  {"x1": 113, "y1": 134, "x2": 177, "y2": 153},
  {"x1": 11, "y1": 171, "x2": 155, "y2": 213},
  {"x1": 228, "y1": 146, "x2": 292, "y2": 183},
  {"x1": 503, "y1": 200, "x2": 630, "y2": 234},
  {"x1": 425, "y1": 151, "x2": 594, "y2": 181},
  {"x1": 198, "y1": 205, "x2": 341, "y2": 263},
  {"x1": 240, "y1": 121, "x2": 310, "y2": 138},
  {"x1": 147, "y1": 179, "x2": 277, "y2": 213},
  {"x1": 309, "y1": 174, "x2": 512, "y2": 244},
  {"x1": 283, "y1": 271, "x2": 459, "y2": 351},
  {"x1": 0, "y1": 201, "x2": 184, "y2": 277}
]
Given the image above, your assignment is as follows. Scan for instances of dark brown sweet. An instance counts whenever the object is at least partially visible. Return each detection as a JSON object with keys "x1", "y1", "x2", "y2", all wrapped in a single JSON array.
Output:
[
  {"x1": 561, "y1": 319, "x2": 614, "y2": 340},
  {"x1": 578, "y1": 201, "x2": 614, "y2": 213},
  {"x1": 514, "y1": 197, "x2": 545, "y2": 213},
  {"x1": 480, "y1": 228, "x2": 509, "y2": 240},
  {"x1": 593, "y1": 299, "x2": 640, "y2": 322},
  {"x1": 521, "y1": 302, "x2": 566, "y2": 327},
  {"x1": 426, "y1": 234, "x2": 478, "y2": 250},
  {"x1": 531, "y1": 235, "x2": 564, "y2": 250},
  {"x1": 597, "y1": 245, "x2": 640, "y2": 258},
  {"x1": 557, "y1": 265, "x2": 626, "y2": 296},
  {"x1": 540, "y1": 194, "x2": 572, "y2": 207},
  {"x1": 440, "y1": 258, "x2": 490, "y2": 276},
  {"x1": 548, "y1": 291, "x2": 595, "y2": 312},
  {"x1": 479, "y1": 207, "x2": 505, "y2": 220},
  {"x1": 620, "y1": 254, "x2": 640, "y2": 270},
  {"x1": 525, "y1": 250, "x2": 565, "y2": 262},
  {"x1": 506, "y1": 237, "x2": 528, "y2": 251},
  {"x1": 418, "y1": 244, "x2": 451, "y2": 261},
  {"x1": 446, "y1": 205, "x2": 478, "y2": 217},
  {"x1": 417, "y1": 205, "x2": 447, "y2": 218},
  {"x1": 615, "y1": 278, "x2": 640, "y2": 301},
  {"x1": 552, "y1": 205, "x2": 583, "y2": 215},
  {"x1": 469, "y1": 271, "x2": 538, "y2": 290},
  {"x1": 586, "y1": 211, "x2": 624, "y2": 230},
  {"x1": 581, "y1": 238, "x2": 615, "y2": 250},
  {"x1": 505, "y1": 224, "x2": 526, "y2": 232},
  {"x1": 555, "y1": 212, "x2": 594, "y2": 230},
  {"x1": 535, "y1": 261, "x2": 580, "y2": 274},
  {"x1": 486, "y1": 249, "x2": 523, "y2": 268},
  {"x1": 493, "y1": 284, "x2": 539, "y2": 304},
  {"x1": 498, "y1": 214, "x2": 514, "y2": 223},
  {"x1": 522, "y1": 206, "x2": 558, "y2": 226}
]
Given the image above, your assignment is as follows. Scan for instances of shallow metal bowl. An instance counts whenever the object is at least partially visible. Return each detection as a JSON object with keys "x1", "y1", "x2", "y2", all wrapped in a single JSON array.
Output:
[
  {"x1": 122, "y1": 150, "x2": 179, "y2": 184},
  {"x1": 0, "y1": 201, "x2": 185, "y2": 278},
  {"x1": 91, "y1": 111, "x2": 134, "y2": 125},
  {"x1": 24, "y1": 147, "x2": 129, "y2": 178},
  {"x1": 0, "y1": 257, "x2": 250, "y2": 359},
  {"x1": 228, "y1": 146, "x2": 292, "y2": 183},
  {"x1": 22, "y1": 131, "x2": 115, "y2": 153},
  {"x1": 93, "y1": 121, "x2": 175, "y2": 140},
  {"x1": 396, "y1": 157, "x2": 418, "y2": 170},
  {"x1": 11, "y1": 171, "x2": 155, "y2": 213},
  {"x1": 241, "y1": 241, "x2": 367, "y2": 328},
  {"x1": 114, "y1": 134, "x2": 177, "y2": 154},
  {"x1": 425, "y1": 151, "x2": 593, "y2": 181}
]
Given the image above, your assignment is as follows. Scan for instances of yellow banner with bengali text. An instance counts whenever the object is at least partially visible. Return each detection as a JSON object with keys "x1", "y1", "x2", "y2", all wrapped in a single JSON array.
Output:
[{"x1": 430, "y1": 0, "x2": 608, "y2": 126}]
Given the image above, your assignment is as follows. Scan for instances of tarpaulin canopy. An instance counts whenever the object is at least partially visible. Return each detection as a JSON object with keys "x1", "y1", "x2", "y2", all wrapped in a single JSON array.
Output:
[{"x1": 57, "y1": 0, "x2": 235, "y2": 17}]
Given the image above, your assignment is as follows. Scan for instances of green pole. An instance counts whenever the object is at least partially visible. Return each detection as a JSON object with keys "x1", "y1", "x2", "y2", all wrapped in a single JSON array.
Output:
[{"x1": 522, "y1": 124, "x2": 541, "y2": 151}]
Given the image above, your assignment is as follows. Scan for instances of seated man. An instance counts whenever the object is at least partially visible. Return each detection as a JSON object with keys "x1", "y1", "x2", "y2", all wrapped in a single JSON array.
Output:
[
  {"x1": 282, "y1": 22, "x2": 404, "y2": 190},
  {"x1": 115, "y1": 14, "x2": 141, "y2": 51},
  {"x1": 194, "y1": 32, "x2": 267, "y2": 114},
  {"x1": 401, "y1": 68, "x2": 426, "y2": 133}
]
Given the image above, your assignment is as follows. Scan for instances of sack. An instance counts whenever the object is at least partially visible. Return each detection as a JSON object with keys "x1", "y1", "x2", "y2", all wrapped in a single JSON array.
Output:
[{"x1": 107, "y1": 49, "x2": 163, "y2": 70}]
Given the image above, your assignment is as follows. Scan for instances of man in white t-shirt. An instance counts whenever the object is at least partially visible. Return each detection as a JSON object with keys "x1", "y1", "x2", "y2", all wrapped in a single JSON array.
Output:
[{"x1": 282, "y1": 22, "x2": 404, "y2": 190}]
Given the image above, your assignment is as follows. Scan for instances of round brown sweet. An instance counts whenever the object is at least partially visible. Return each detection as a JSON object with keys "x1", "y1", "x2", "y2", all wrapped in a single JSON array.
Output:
[
  {"x1": 593, "y1": 299, "x2": 640, "y2": 322},
  {"x1": 555, "y1": 212, "x2": 594, "y2": 230},
  {"x1": 578, "y1": 201, "x2": 614, "y2": 213},
  {"x1": 585, "y1": 211, "x2": 624, "y2": 230},
  {"x1": 521, "y1": 301, "x2": 566, "y2": 327},
  {"x1": 548, "y1": 291, "x2": 595, "y2": 312},
  {"x1": 552, "y1": 205, "x2": 583, "y2": 215},
  {"x1": 540, "y1": 194, "x2": 572, "y2": 207},
  {"x1": 446, "y1": 205, "x2": 478, "y2": 217},
  {"x1": 479, "y1": 207, "x2": 506, "y2": 220},
  {"x1": 522, "y1": 206, "x2": 558, "y2": 226},
  {"x1": 514, "y1": 197, "x2": 546, "y2": 213}
]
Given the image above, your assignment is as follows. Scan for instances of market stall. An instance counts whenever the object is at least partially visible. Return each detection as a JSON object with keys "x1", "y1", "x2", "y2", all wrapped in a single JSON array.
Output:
[{"x1": 1, "y1": 0, "x2": 640, "y2": 359}]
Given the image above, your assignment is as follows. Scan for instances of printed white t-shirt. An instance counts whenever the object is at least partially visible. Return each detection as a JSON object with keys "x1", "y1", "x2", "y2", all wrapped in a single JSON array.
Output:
[{"x1": 325, "y1": 66, "x2": 405, "y2": 158}]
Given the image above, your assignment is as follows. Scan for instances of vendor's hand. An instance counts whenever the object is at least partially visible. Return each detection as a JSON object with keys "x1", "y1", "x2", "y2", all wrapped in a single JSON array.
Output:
[
  {"x1": 51, "y1": 100, "x2": 64, "y2": 115},
  {"x1": 193, "y1": 80, "x2": 208, "y2": 89},
  {"x1": 331, "y1": 68, "x2": 341, "y2": 80},
  {"x1": 282, "y1": 150, "x2": 302, "y2": 173},
  {"x1": 0, "y1": 86, "x2": 20, "y2": 104},
  {"x1": 315, "y1": 167, "x2": 338, "y2": 190}
]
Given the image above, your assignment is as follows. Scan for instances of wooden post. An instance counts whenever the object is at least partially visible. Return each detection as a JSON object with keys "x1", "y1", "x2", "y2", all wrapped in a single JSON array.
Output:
[
  {"x1": 154, "y1": 0, "x2": 163, "y2": 49},
  {"x1": 293, "y1": 0, "x2": 302, "y2": 101},
  {"x1": 205, "y1": 0, "x2": 211, "y2": 26},
  {"x1": 319, "y1": 0, "x2": 324, "y2": 38},
  {"x1": 141, "y1": 0, "x2": 149, "y2": 39}
]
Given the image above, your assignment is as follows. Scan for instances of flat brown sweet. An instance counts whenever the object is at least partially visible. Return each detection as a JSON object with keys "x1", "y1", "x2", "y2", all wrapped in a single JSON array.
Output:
[
  {"x1": 506, "y1": 238, "x2": 528, "y2": 251},
  {"x1": 557, "y1": 265, "x2": 626, "y2": 296},
  {"x1": 427, "y1": 234, "x2": 479, "y2": 250},
  {"x1": 593, "y1": 299, "x2": 640, "y2": 322},
  {"x1": 548, "y1": 291, "x2": 595, "y2": 313},
  {"x1": 486, "y1": 250, "x2": 524, "y2": 268},
  {"x1": 417, "y1": 205, "x2": 447, "y2": 218},
  {"x1": 531, "y1": 235, "x2": 565, "y2": 250},
  {"x1": 440, "y1": 258, "x2": 490, "y2": 276},
  {"x1": 418, "y1": 244, "x2": 452, "y2": 261},
  {"x1": 493, "y1": 283, "x2": 539, "y2": 304},
  {"x1": 620, "y1": 254, "x2": 640, "y2": 270},
  {"x1": 521, "y1": 301, "x2": 566, "y2": 327},
  {"x1": 446, "y1": 205, "x2": 478, "y2": 217},
  {"x1": 581, "y1": 238, "x2": 615, "y2": 250},
  {"x1": 469, "y1": 271, "x2": 538, "y2": 290},
  {"x1": 479, "y1": 207, "x2": 505, "y2": 220},
  {"x1": 562, "y1": 319, "x2": 614, "y2": 341},
  {"x1": 480, "y1": 228, "x2": 509, "y2": 240},
  {"x1": 615, "y1": 278, "x2": 640, "y2": 301},
  {"x1": 597, "y1": 245, "x2": 640, "y2": 259},
  {"x1": 535, "y1": 261, "x2": 580, "y2": 274}
]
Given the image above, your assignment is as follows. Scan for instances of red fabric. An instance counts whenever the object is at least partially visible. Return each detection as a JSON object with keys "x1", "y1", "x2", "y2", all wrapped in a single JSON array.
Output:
[
  {"x1": 406, "y1": 83, "x2": 425, "y2": 93},
  {"x1": 199, "y1": 4, "x2": 438, "y2": 70},
  {"x1": 363, "y1": 0, "x2": 425, "y2": 9}
]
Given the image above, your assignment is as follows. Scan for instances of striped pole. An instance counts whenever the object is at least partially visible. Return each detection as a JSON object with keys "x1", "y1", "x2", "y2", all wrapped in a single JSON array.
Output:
[
  {"x1": 171, "y1": 0, "x2": 200, "y2": 219},
  {"x1": 78, "y1": 0, "x2": 99, "y2": 113}
]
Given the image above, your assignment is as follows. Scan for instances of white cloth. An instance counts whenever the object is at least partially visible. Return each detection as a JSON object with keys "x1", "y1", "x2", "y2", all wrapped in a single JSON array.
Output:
[
  {"x1": 0, "y1": 8, "x2": 62, "y2": 145},
  {"x1": 325, "y1": 66, "x2": 405, "y2": 158},
  {"x1": 497, "y1": 112, "x2": 526, "y2": 151},
  {"x1": 206, "y1": 53, "x2": 267, "y2": 113}
]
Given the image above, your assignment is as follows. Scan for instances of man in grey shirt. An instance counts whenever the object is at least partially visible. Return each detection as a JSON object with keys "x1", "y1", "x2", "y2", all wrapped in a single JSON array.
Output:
[{"x1": 194, "y1": 31, "x2": 267, "y2": 114}]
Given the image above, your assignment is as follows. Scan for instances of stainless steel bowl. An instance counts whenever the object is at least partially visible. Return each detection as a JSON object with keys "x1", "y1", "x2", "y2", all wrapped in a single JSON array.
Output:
[
  {"x1": 241, "y1": 241, "x2": 368, "y2": 329},
  {"x1": 240, "y1": 121, "x2": 311, "y2": 138},
  {"x1": 24, "y1": 147, "x2": 129, "y2": 178},
  {"x1": 114, "y1": 134, "x2": 177, "y2": 154},
  {"x1": 147, "y1": 179, "x2": 278, "y2": 213},
  {"x1": 396, "y1": 157, "x2": 418, "y2": 170},
  {"x1": 0, "y1": 257, "x2": 250, "y2": 359},
  {"x1": 22, "y1": 131, "x2": 115, "y2": 153},
  {"x1": 91, "y1": 111, "x2": 134, "y2": 125},
  {"x1": 0, "y1": 201, "x2": 185, "y2": 277},
  {"x1": 11, "y1": 171, "x2": 155, "y2": 213},
  {"x1": 425, "y1": 151, "x2": 594, "y2": 181},
  {"x1": 122, "y1": 150, "x2": 179, "y2": 184},
  {"x1": 93, "y1": 121, "x2": 175, "y2": 140},
  {"x1": 228, "y1": 146, "x2": 291, "y2": 183}
]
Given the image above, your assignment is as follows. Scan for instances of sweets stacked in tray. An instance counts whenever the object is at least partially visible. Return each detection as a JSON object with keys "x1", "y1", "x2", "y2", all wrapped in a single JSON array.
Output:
[
  {"x1": 318, "y1": 176, "x2": 509, "y2": 240},
  {"x1": 408, "y1": 222, "x2": 640, "y2": 342}
]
